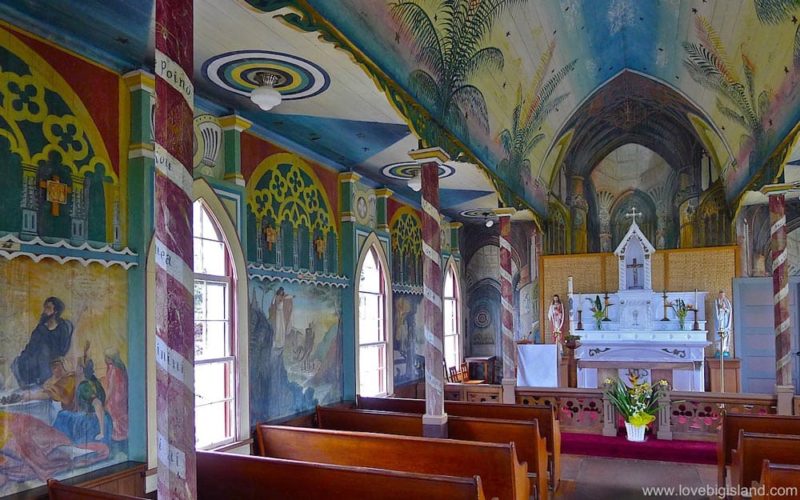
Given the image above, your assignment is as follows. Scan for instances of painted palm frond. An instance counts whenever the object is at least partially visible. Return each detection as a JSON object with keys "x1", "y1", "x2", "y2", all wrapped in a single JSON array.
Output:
[
  {"x1": 498, "y1": 40, "x2": 575, "y2": 185},
  {"x1": 683, "y1": 17, "x2": 769, "y2": 144},
  {"x1": 755, "y1": 0, "x2": 800, "y2": 66},
  {"x1": 391, "y1": 0, "x2": 523, "y2": 134}
]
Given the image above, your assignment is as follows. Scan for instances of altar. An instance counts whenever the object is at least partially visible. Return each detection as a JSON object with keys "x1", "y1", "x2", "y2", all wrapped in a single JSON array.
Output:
[{"x1": 569, "y1": 210, "x2": 710, "y2": 391}]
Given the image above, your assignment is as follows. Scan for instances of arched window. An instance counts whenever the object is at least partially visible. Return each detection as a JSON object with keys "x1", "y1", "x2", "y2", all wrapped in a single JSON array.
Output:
[
  {"x1": 443, "y1": 265, "x2": 461, "y2": 370},
  {"x1": 193, "y1": 200, "x2": 237, "y2": 449},
  {"x1": 357, "y1": 245, "x2": 390, "y2": 396}
]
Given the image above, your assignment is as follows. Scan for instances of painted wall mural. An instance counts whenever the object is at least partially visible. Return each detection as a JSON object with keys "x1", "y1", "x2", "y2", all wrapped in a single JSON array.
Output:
[
  {"x1": 248, "y1": 280, "x2": 341, "y2": 424},
  {"x1": 0, "y1": 259, "x2": 128, "y2": 495},
  {"x1": 0, "y1": 25, "x2": 122, "y2": 245},
  {"x1": 392, "y1": 293, "x2": 425, "y2": 386},
  {"x1": 389, "y1": 205, "x2": 422, "y2": 287}
]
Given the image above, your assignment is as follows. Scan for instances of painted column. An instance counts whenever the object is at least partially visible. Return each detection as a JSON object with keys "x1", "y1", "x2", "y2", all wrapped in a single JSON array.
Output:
[
  {"x1": 409, "y1": 147, "x2": 449, "y2": 437},
  {"x1": 339, "y1": 172, "x2": 360, "y2": 400},
  {"x1": 123, "y1": 70, "x2": 155, "y2": 468},
  {"x1": 218, "y1": 115, "x2": 251, "y2": 187},
  {"x1": 497, "y1": 207, "x2": 517, "y2": 404},
  {"x1": 768, "y1": 193, "x2": 792, "y2": 387},
  {"x1": 154, "y1": 1, "x2": 196, "y2": 497},
  {"x1": 570, "y1": 176, "x2": 588, "y2": 253},
  {"x1": 375, "y1": 188, "x2": 392, "y2": 233}
]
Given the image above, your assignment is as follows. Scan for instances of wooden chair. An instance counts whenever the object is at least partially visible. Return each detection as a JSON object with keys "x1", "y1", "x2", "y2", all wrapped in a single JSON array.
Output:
[{"x1": 449, "y1": 366, "x2": 460, "y2": 383}]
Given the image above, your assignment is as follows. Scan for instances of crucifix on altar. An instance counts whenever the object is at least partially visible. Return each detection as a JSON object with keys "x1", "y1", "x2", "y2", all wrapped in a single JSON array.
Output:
[{"x1": 616, "y1": 206, "x2": 654, "y2": 291}]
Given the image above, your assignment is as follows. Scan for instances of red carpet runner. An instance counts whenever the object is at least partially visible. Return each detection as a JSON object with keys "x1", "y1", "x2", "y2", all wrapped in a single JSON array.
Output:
[{"x1": 562, "y1": 432, "x2": 716, "y2": 464}]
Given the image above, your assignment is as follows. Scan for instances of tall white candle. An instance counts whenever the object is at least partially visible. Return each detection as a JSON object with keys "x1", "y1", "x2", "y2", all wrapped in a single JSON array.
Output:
[{"x1": 694, "y1": 288, "x2": 698, "y2": 309}]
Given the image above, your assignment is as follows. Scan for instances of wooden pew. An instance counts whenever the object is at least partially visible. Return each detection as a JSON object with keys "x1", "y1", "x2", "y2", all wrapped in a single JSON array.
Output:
[
  {"x1": 256, "y1": 424, "x2": 529, "y2": 500},
  {"x1": 729, "y1": 432, "x2": 800, "y2": 495},
  {"x1": 754, "y1": 461, "x2": 800, "y2": 499},
  {"x1": 196, "y1": 450, "x2": 486, "y2": 500},
  {"x1": 47, "y1": 480, "x2": 145, "y2": 500},
  {"x1": 717, "y1": 413, "x2": 800, "y2": 488},
  {"x1": 357, "y1": 394, "x2": 562, "y2": 489},
  {"x1": 317, "y1": 406, "x2": 549, "y2": 500}
]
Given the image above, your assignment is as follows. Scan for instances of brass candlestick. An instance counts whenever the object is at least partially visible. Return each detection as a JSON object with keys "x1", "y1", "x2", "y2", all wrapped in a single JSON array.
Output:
[
  {"x1": 577, "y1": 309, "x2": 584, "y2": 330},
  {"x1": 691, "y1": 307, "x2": 699, "y2": 331},
  {"x1": 602, "y1": 291, "x2": 613, "y2": 321},
  {"x1": 661, "y1": 290, "x2": 670, "y2": 321}
]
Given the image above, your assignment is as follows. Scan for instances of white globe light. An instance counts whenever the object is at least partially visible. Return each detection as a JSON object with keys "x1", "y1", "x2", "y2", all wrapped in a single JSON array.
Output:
[
  {"x1": 251, "y1": 85, "x2": 282, "y2": 111},
  {"x1": 407, "y1": 173, "x2": 422, "y2": 192},
  {"x1": 485, "y1": 219, "x2": 494, "y2": 228}
]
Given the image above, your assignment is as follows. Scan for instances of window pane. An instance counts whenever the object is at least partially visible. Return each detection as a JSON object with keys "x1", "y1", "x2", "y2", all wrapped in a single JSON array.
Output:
[
  {"x1": 444, "y1": 335, "x2": 458, "y2": 370},
  {"x1": 195, "y1": 401, "x2": 231, "y2": 449},
  {"x1": 194, "y1": 282, "x2": 206, "y2": 320},
  {"x1": 444, "y1": 269, "x2": 454, "y2": 297},
  {"x1": 196, "y1": 320, "x2": 229, "y2": 360},
  {"x1": 359, "y1": 344, "x2": 385, "y2": 397},
  {"x1": 359, "y1": 250, "x2": 381, "y2": 293},
  {"x1": 199, "y1": 239, "x2": 226, "y2": 276},
  {"x1": 201, "y1": 206, "x2": 222, "y2": 242},
  {"x1": 194, "y1": 236, "x2": 205, "y2": 274},
  {"x1": 358, "y1": 293, "x2": 383, "y2": 344},
  {"x1": 205, "y1": 282, "x2": 228, "y2": 320},
  {"x1": 195, "y1": 361, "x2": 232, "y2": 405}
]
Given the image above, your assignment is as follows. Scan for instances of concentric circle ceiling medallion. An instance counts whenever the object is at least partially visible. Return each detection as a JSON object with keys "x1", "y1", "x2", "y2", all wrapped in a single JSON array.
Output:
[
  {"x1": 381, "y1": 162, "x2": 455, "y2": 180},
  {"x1": 460, "y1": 209, "x2": 496, "y2": 219},
  {"x1": 203, "y1": 50, "x2": 330, "y2": 100}
]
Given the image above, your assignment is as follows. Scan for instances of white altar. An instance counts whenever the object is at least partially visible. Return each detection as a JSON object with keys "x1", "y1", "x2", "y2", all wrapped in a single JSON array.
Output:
[
  {"x1": 517, "y1": 344, "x2": 559, "y2": 387},
  {"x1": 570, "y1": 211, "x2": 710, "y2": 391}
]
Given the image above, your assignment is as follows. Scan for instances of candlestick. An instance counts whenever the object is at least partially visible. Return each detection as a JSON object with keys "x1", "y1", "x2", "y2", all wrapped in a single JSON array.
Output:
[{"x1": 661, "y1": 289, "x2": 670, "y2": 321}]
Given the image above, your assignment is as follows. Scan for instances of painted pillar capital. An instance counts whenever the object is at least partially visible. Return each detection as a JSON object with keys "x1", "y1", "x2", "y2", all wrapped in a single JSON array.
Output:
[
  {"x1": 218, "y1": 114, "x2": 251, "y2": 186},
  {"x1": 123, "y1": 70, "x2": 155, "y2": 93},
  {"x1": 409, "y1": 147, "x2": 451, "y2": 165},
  {"x1": 375, "y1": 188, "x2": 392, "y2": 231}
]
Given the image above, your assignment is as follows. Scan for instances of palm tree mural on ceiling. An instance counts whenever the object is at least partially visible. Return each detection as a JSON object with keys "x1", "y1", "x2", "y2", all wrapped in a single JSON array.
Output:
[
  {"x1": 683, "y1": 16, "x2": 774, "y2": 175},
  {"x1": 755, "y1": 0, "x2": 800, "y2": 68},
  {"x1": 498, "y1": 39, "x2": 575, "y2": 200},
  {"x1": 391, "y1": 0, "x2": 525, "y2": 143}
]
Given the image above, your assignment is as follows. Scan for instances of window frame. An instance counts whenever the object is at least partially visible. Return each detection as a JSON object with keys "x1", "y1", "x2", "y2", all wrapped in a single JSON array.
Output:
[{"x1": 442, "y1": 262, "x2": 462, "y2": 371}]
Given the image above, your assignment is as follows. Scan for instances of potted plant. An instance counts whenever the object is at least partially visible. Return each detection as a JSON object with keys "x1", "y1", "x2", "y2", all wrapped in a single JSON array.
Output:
[
  {"x1": 586, "y1": 295, "x2": 604, "y2": 330},
  {"x1": 670, "y1": 298, "x2": 689, "y2": 330},
  {"x1": 603, "y1": 377, "x2": 668, "y2": 442},
  {"x1": 563, "y1": 334, "x2": 581, "y2": 349}
]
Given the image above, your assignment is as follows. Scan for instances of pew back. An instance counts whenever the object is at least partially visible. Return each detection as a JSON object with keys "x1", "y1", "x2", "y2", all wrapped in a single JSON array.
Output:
[
  {"x1": 717, "y1": 414, "x2": 800, "y2": 487},
  {"x1": 47, "y1": 480, "x2": 145, "y2": 500},
  {"x1": 756, "y1": 461, "x2": 800, "y2": 499},
  {"x1": 356, "y1": 395, "x2": 561, "y2": 488},
  {"x1": 196, "y1": 450, "x2": 486, "y2": 500},
  {"x1": 316, "y1": 406, "x2": 548, "y2": 500},
  {"x1": 729, "y1": 432, "x2": 800, "y2": 490},
  {"x1": 256, "y1": 424, "x2": 529, "y2": 500}
]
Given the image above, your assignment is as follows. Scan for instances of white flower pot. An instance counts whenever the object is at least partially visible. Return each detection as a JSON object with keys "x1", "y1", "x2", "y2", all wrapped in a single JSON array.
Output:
[{"x1": 625, "y1": 422, "x2": 646, "y2": 442}]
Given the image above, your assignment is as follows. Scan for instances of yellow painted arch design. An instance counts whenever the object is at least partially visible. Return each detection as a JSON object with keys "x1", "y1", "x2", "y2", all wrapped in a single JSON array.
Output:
[
  {"x1": 0, "y1": 25, "x2": 117, "y2": 184},
  {"x1": 246, "y1": 152, "x2": 337, "y2": 234},
  {"x1": 389, "y1": 205, "x2": 421, "y2": 257}
]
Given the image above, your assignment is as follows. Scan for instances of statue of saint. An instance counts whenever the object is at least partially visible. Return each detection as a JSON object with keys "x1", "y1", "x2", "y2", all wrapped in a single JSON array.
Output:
[
  {"x1": 715, "y1": 290, "x2": 732, "y2": 356},
  {"x1": 547, "y1": 294, "x2": 565, "y2": 344}
]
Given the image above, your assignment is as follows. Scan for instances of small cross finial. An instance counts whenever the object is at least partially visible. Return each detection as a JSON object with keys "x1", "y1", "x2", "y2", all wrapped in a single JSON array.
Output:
[{"x1": 625, "y1": 206, "x2": 642, "y2": 222}]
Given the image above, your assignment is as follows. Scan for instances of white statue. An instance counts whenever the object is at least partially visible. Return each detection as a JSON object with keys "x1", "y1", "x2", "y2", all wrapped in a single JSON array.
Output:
[
  {"x1": 715, "y1": 290, "x2": 732, "y2": 356},
  {"x1": 548, "y1": 294, "x2": 565, "y2": 343}
]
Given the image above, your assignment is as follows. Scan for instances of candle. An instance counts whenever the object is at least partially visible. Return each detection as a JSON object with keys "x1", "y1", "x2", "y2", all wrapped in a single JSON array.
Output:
[{"x1": 694, "y1": 289, "x2": 698, "y2": 309}]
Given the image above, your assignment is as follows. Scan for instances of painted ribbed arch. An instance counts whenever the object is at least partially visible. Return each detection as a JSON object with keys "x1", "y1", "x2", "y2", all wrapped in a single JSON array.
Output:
[
  {"x1": 0, "y1": 25, "x2": 117, "y2": 183},
  {"x1": 389, "y1": 205, "x2": 421, "y2": 258},
  {"x1": 246, "y1": 152, "x2": 337, "y2": 234}
]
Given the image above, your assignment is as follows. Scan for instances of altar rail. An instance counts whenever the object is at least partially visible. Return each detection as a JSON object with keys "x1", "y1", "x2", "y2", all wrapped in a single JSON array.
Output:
[{"x1": 440, "y1": 384, "x2": 783, "y2": 441}]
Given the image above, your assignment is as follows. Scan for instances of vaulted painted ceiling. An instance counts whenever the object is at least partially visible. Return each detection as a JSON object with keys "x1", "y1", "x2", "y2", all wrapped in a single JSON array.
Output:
[{"x1": 4, "y1": 0, "x2": 799, "y2": 221}]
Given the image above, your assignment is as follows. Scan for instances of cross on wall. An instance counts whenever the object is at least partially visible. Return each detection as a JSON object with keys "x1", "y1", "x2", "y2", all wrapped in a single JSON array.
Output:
[{"x1": 39, "y1": 176, "x2": 71, "y2": 216}]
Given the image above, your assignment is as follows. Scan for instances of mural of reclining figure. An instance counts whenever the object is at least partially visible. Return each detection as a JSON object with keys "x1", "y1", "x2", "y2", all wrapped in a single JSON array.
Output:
[{"x1": 11, "y1": 297, "x2": 73, "y2": 389}]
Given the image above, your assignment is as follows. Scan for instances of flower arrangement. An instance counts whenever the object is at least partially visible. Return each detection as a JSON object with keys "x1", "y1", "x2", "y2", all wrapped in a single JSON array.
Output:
[
  {"x1": 586, "y1": 295, "x2": 604, "y2": 330},
  {"x1": 603, "y1": 376, "x2": 669, "y2": 428},
  {"x1": 670, "y1": 298, "x2": 690, "y2": 330}
]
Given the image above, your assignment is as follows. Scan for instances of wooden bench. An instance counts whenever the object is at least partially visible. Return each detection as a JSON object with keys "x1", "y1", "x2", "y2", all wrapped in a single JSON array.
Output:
[
  {"x1": 256, "y1": 424, "x2": 529, "y2": 500},
  {"x1": 47, "y1": 480, "x2": 145, "y2": 500},
  {"x1": 196, "y1": 450, "x2": 486, "y2": 500},
  {"x1": 317, "y1": 406, "x2": 548, "y2": 500},
  {"x1": 729, "y1": 431, "x2": 800, "y2": 495},
  {"x1": 717, "y1": 413, "x2": 800, "y2": 487},
  {"x1": 754, "y1": 461, "x2": 800, "y2": 499},
  {"x1": 357, "y1": 395, "x2": 561, "y2": 489}
]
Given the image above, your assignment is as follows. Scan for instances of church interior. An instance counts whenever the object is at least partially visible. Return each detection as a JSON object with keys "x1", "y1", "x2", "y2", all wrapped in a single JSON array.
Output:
[{"x1": 0, "y1": 0, "x2": 799, "y2": 498}]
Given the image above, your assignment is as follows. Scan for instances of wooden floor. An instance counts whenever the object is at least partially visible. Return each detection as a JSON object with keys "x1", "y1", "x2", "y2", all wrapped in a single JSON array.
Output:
[{"x1": 554, "y1": 454, "x2": 718, "y2": 500}]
